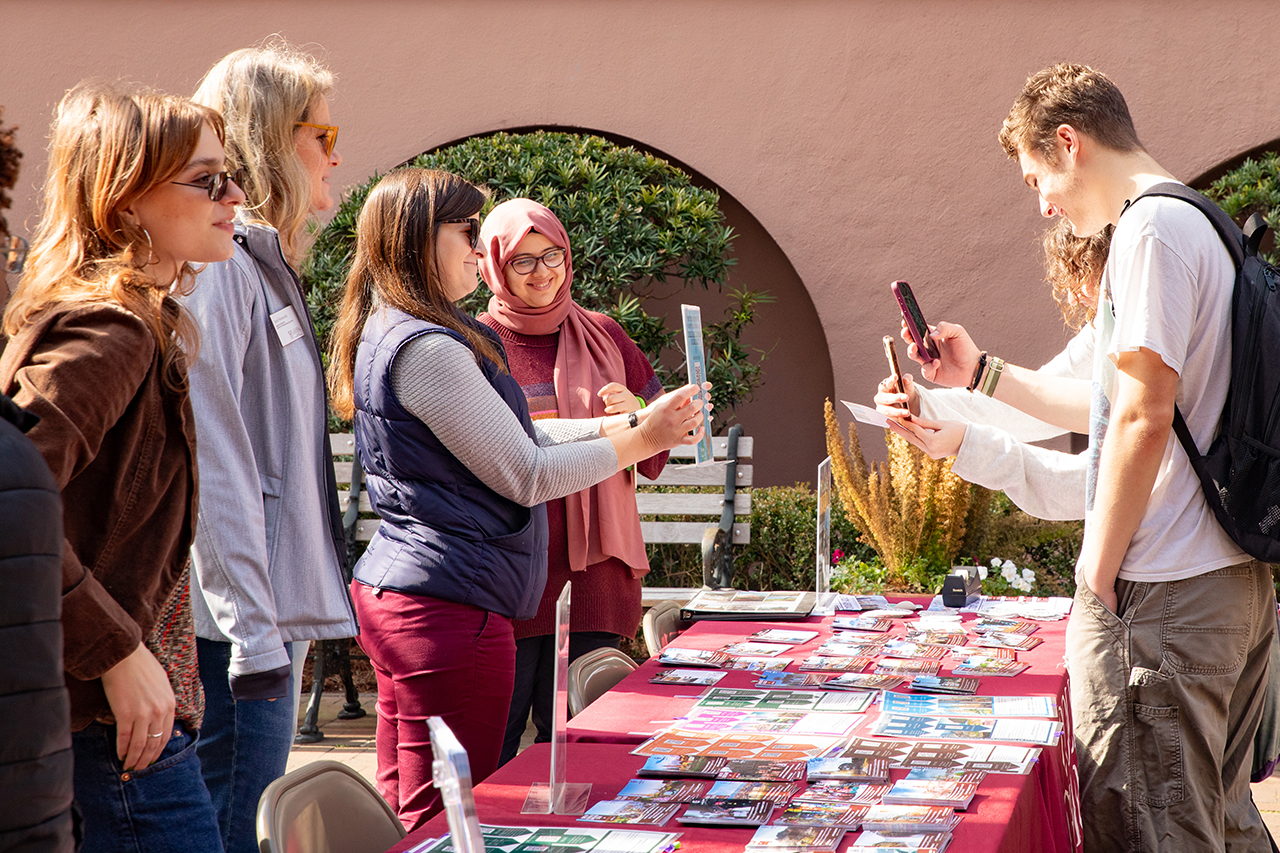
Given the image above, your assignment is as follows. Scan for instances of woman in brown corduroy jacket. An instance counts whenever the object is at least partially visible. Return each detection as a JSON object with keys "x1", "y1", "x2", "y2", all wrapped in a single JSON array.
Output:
[{"x1": 0, "y1": 82, "x2": 244, "y2": 851}]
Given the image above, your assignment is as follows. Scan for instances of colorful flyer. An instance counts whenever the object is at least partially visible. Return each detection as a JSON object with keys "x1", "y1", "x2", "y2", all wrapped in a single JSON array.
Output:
[{"x1": 680, "y1": 304, "x2": 714, "y2": 465}]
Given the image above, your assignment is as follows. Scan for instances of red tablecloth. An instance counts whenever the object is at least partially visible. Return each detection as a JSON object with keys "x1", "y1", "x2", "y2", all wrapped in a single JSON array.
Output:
[
  {"x1": 390, "y1": 741, "x2": 1059, "y2": 853},
  {"x1": 391, "y1": 599, "x2": 1082, "y2": 853}
]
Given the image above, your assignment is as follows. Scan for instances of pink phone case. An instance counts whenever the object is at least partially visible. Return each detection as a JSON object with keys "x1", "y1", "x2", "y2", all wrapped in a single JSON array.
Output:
[{"x1": 891, "y1": 280, "x2": 940, "y2": 363}]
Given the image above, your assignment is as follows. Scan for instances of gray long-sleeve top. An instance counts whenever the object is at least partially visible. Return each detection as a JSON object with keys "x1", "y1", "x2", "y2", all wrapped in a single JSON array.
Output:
[{"x1": 390, "y1": 332, "x2": 619, "y2": 506}]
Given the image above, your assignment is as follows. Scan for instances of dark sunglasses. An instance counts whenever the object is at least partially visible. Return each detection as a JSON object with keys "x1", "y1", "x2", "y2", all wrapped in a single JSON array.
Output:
[
  {"x1": 296, "y1": 122, "x2": 339, "y2": 158},
  {"x1": 171, "y1": 167, "x2": 247, "y2": 202},
  {"x1": 440, "y1": 217, "x2": 480, "y2": 250}
]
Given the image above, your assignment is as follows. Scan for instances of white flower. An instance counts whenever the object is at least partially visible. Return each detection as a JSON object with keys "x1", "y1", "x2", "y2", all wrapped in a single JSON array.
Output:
[
  {"x1": 1022, "y1": 568, "x2": 1035, "y2": 581},
  {"x1": 977, "y1": 566, "x2": 988, "y2": 580},
  {"x1": 1001, "y1": 565, "x2": 1016, "y2": 581},
  {"x1": 990, "y1": 558, "x2": 1001, "y2": 568},
  {"x1": 1002, "y1": 559, "x2": 1017, "y2": 571}
]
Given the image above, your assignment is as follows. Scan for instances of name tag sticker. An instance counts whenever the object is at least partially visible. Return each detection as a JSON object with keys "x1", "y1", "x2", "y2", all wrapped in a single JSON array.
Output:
[{"x1": 270, "y1": 306, "x2": 305, "y2": 347}]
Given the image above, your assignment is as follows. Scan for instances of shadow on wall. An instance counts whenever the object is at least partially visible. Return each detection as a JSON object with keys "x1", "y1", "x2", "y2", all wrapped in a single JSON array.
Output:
[{"x1": 420, "y1": 125, "x2": 836, "y2": 488}]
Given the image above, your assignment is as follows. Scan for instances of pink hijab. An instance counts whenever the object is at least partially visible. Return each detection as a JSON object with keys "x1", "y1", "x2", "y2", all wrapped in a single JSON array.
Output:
[{"x1": 478, "y1": 199, "x2": 650, "y2": 578}]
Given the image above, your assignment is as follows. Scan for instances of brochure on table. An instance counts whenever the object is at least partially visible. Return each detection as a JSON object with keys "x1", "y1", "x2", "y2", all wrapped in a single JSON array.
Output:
[
  {"x1": 494, "y1": 593, "x2": 1071, "y2": 844},
  {"x1": 522, "y1": 581, "x2": 591, "y2": 815},
  {"x1": 680, "y1": 304, "x2": 714, "y2": 466}
]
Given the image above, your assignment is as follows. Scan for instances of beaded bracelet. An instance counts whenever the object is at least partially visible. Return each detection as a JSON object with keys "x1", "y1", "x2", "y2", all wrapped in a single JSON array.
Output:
[{"x1": 967, "y1": 352, "x2": 988, "y2": 392}]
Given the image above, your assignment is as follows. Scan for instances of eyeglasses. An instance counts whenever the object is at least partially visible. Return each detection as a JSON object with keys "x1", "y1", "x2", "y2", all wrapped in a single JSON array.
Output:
[
  {"x1": 439, "y1": 218, "x2": 480, "y2": 250},
  {"x1": 3, "y1": 235, "x2": 28, "y2": 275},
  {"x1": 296, "y1": 121, "x2": 339, "y2": 158},
  {"x1": 507, "y1": 248, "x2": 566, "y2": 276},
  {"x1": 171, "y1": 168, "x2": 246, "y2": 202}
]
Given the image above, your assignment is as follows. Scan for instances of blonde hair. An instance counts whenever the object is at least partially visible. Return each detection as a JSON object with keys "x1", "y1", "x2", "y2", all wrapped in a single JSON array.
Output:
[
  {"x1": 193, "y1": 39, "x2": 334, "y2": 266},
  {"x1": 1043, "y1": 218, "x2": 1111, "y2": 330},
  {"x1": 328, "y1": 169, "x2": 497, "y2": 420},
  {"x1": 3, "y1": 81, "x2": 221, "y2": 390}
]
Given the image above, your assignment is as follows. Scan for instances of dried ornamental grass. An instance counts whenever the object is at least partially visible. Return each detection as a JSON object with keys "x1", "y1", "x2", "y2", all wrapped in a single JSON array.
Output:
[{"x1": 823, "y1": 399, "x2": 972, "y2": 588}]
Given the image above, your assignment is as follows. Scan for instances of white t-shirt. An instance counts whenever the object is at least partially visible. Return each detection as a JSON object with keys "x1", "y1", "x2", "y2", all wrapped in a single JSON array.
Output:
[{"x1": 1085, "y1": 190, "x2": 1247, "y2": 582}]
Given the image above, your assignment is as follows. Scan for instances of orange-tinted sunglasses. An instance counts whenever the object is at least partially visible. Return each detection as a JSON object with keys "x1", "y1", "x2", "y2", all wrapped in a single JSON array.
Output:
[{"x1": 295, "y1": 121, "x2": 339, "y2": 158}]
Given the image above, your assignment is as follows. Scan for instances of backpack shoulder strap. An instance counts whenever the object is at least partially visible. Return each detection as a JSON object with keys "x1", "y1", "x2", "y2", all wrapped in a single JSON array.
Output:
[
  {"x1": 1127, "y1": 181, "x2": 1245, "y2": 269},
  {"x1": 1124, "y1": 182, "x2": 1245, "y2": 462}
]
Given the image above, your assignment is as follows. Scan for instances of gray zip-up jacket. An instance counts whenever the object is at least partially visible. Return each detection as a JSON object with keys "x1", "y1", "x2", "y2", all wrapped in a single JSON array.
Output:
[{"x1": 183, "y1": 221, "x2": 356, "y2": 678}]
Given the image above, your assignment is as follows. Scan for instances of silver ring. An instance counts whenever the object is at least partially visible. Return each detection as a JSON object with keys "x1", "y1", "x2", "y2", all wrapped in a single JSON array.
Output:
[{"x1": 147, "y1": 732, "x2": 163, "y2": 738}]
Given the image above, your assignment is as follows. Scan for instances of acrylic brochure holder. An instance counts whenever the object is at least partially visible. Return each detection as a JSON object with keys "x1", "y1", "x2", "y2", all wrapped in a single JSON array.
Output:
[
  {"x1": 428, "y1": 716, "x2": 485, "y2": 853},
  {"x1": 522, "y1": 580, "x2": 592, "y2": 814},
  {"x1": 811, "y1": 455, "x2": 839, "y2": 616}
]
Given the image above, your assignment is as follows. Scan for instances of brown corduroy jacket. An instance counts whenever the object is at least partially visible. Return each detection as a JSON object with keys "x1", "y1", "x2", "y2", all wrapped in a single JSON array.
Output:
[{"x1": 0, "y1": 301, "x2": 198, "y2": 729}]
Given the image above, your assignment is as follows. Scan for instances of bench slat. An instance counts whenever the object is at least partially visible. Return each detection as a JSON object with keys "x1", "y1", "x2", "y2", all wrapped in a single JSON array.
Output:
[
  {"x1": 666, "y1": 436, "x2": 752, "y2": 460},
  {"x1": 647, "y1": 463, "x2": 752, "y2": 488},
  {"x1": 333, "y1": 433, "x2": 753, "y2": 461},
  {"x1": 639, "y1": 521, "x2": 750, "y2": 545},
  {"x1": 640, "y1": 587, "x2": 699, "y2": 608},
  {"x1": 343, "y1": 461, "x2": 756, "y2": 489},
  {"x1": 345, "y1": 491, "x2": 751, "y2": 517},
  {"x1": 635, "y1": 492, "x2": 750, "y2": 516}
]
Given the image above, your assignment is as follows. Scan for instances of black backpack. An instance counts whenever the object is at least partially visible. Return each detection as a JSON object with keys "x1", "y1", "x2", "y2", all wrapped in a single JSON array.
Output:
[{"x1": 1126, "y1": 182, "x2": 1280, "y2": 563}]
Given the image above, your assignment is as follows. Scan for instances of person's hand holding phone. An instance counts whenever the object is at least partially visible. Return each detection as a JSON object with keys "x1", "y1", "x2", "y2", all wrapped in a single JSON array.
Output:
[
  {"x1": 875, "y1": 371, "x2": 920, "y2": 419},
  {"x1": 900, "y1": 319, "x2": 984, "y2": 389}
]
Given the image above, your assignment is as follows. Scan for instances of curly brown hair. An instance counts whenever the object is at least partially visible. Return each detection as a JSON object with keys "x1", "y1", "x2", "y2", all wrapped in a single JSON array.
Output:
[
  {"x1": 999, "y1": 63, "x2": 1143, "y2": 163},
  {"x1": 1042, "y1": 217, "x2": 1111, "y2": 330}
]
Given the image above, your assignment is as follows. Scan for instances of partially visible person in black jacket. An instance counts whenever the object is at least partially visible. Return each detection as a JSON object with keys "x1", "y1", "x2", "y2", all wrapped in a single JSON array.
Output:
[{"x1": 0, "y1": 393, "x2": 73, "y2": 853}]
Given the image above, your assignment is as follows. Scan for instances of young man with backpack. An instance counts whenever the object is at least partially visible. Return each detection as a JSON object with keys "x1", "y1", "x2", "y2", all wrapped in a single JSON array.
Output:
[{"x1": 898, "y1": 63, "x2": 1274, "y2": 852}]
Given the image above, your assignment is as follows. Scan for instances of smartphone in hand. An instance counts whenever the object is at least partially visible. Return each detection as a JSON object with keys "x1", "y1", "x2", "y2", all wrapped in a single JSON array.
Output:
[
  {"x1": 891, "y1": 280, "x2": 940, "y2": 363},
  {"x1": 883, "y1": 335, "x2": 906, "y2": 396}
]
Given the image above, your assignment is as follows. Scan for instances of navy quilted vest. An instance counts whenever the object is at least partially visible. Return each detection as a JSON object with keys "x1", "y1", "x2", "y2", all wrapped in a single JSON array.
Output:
[{"x1": 351, "y1": 306, "x2": 548, "y2": 619}]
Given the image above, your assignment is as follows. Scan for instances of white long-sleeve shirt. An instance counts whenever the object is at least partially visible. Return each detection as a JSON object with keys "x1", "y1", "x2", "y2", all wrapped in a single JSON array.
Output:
[{"x1": 917, "y1": 326, "x2": 1093, "y2": 521}]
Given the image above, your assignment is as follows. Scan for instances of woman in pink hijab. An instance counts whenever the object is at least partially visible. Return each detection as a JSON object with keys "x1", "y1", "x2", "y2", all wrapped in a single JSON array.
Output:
[{"x1": 477, "y1": 199, "x2": 667, "y2": 764}]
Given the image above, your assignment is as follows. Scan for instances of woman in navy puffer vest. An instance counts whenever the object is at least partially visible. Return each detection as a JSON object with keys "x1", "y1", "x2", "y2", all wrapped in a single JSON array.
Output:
[{"x1": 326, "y1": 168, "x2": 709, "y2": 829}]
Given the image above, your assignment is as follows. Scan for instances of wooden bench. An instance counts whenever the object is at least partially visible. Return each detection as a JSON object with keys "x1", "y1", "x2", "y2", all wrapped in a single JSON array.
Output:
[
  {"x1": 299, "y1": 428, "x2": 751, "y2": 739},
  {"x1": 636, "y1": 429, "x2": 752, "y2": 606}
]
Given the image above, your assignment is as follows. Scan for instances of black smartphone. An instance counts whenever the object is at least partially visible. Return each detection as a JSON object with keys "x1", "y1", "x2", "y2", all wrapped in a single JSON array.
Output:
[
  {"x1": 891, "y1": 280, "x2": 940, "y2": 363},
  {"x1": 883, "y1": 335, "x2": 906, "y2": 396}
]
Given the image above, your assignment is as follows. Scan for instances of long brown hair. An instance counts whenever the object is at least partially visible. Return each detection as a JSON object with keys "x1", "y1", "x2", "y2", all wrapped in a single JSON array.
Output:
[
  {"x1": 329, "y1": 168, "x2": 499, "y2": 419},
  {"x1": 193, "y1": 39, "x2": 334, "y2": 266},
  {"x1": 1042, "y1": 217, "x2": 1111, "y2": 331},
  {"x1": 2, "y1": 82, "x2": 222, "y2": 390}
]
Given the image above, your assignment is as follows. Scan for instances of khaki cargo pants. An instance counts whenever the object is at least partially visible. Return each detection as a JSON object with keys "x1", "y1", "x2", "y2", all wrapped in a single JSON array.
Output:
[{"x1": 1066, "y1": 560, "x2": 1275, "y2": 853}]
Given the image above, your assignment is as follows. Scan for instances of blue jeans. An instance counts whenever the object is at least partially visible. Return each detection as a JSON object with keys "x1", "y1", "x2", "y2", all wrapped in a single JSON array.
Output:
[
  {"x1": 72, "y1": 723, "x2": 222, "y2": 853},
  {"x1": 196, "y1": 638, "x2": 296, "y2": 853}
]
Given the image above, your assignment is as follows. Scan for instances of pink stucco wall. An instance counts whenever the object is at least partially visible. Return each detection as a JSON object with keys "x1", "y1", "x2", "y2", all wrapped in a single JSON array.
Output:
[{"x1": 5, "y1": 0, "x2": 1280, "y2": 485}]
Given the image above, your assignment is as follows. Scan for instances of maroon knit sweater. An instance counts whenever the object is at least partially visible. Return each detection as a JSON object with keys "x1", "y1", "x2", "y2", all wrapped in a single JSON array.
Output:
[{"x1": 478, "y1": 310, "x2": 666, "y2": 639}]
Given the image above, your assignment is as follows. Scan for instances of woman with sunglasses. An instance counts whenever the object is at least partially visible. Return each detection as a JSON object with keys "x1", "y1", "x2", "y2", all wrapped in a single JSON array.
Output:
[
  {"x1": 473, "y1": 199, "x2": 667, "y2": 766},
  {"x1": 0, "y1": 81, "x2": 244, "y2": 851},
  {"x1": 181, "y1": 41, "x2": 357, "y2": 853},
  {"x1": 328, "y1": 168, "x2": 708, "y2": 829}
]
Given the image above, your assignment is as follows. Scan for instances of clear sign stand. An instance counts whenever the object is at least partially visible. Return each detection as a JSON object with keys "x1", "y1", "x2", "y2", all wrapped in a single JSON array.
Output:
[
  {"x1": 811, "y1": 455, "x2": 839, "y2": 616},
  {"x1": 428, "y1": 716, "x2": 485, "y2": 853},
  {"x1": 522, "y1": 580, "x2": 592, "y2": 814}
]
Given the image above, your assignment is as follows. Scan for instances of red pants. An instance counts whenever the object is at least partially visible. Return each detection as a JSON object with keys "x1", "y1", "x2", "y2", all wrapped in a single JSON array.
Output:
[{"x1": 352, "y1": 581, "x2": 516, "y2": 830}]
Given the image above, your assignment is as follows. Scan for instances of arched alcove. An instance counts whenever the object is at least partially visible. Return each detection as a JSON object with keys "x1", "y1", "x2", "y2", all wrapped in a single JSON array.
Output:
[
  {"x1": 418, "y1": 127, "x2": 835, "y2": 487},
  {"x1": 1187, "y1": 136, "x2": 1280, "y2": 190}
]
